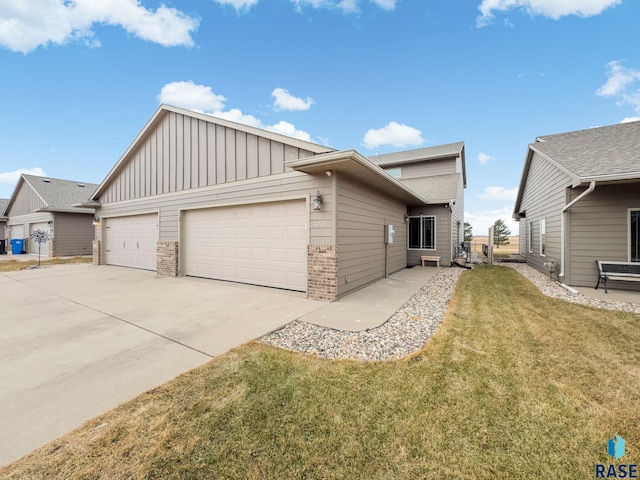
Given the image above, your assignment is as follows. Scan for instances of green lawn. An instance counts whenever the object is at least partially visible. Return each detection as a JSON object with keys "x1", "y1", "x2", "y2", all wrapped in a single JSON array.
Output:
[{"x1": 3, "y1": 265, "x2": 638, "y2": 479}]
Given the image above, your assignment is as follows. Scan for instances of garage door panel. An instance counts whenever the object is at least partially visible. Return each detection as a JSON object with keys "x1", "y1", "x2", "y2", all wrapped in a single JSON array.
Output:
[
  {"x1": 105, "y1": 214, "x2": 158, "y2": 271},
  {"x1": 184, "y1": 200, "x2": 307, "y2": 291}
]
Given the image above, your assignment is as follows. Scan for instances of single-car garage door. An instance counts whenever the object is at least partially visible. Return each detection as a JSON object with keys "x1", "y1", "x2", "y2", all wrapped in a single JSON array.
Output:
[
  {"x1": 183, "y1": 200, "x2": 307, "y2": 291},
  {"x1": 105, "y1": 214, "x2": 158, "y2": 271}
]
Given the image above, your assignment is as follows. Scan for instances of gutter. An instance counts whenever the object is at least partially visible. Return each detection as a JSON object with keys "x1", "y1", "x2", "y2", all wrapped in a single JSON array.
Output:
[{"x1": 560, "y1": 181, "x2": 596, "y2": 278}]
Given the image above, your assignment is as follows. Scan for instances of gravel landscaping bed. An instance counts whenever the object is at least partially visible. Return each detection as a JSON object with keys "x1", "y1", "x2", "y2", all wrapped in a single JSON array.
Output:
[
  {"x1": 260, "y1": 267, "x2": 464, "y2": 361},
  {"x1": 503, "y1": 263, "x2": 640, "y2": 315}
]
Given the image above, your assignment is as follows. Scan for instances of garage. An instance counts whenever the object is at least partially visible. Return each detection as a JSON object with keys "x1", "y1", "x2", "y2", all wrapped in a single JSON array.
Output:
[
  {"x1": 183, "y1": 200, "x2": 307, "y2": 291},
  {"x1": 104, "y1": 214, "x2": 158, "y2": 271},
  {"x1": 10, "y1": 224, "x2": 24, "y2": 240},
  {"x1": 29, "y1": 223, "x2": 51, "y2": 256}
]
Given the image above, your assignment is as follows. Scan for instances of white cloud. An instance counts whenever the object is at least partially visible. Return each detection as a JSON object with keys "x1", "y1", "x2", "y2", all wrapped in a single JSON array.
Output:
[
  {"x1": 291, "y1": 0, "x2": 396, "y2": 13},
  {"x1": 476, "y1": 0, "x2": 622, "y2": 27},
  {"x1": 362, "y1": 122, "x2": 424, "y2": 149},
  {"x1": 0, "y1": 0, "x2": 199, "y2": 54},
  {"x1": 478, "y1": 186, "x2": 518, "y2": 201},
  {"x1": 157, "y1": 81, "x2": 314, "y2": 142},
  {"x1": 465, "y1": 206, "x2": 519, "y2": 237},
  {"x1": 597, "y1": 61, "x2": 640, "y2": 114},
  {"x1": 213, "y1": 0, "x2": 260, "y2": 10},
  {"x1": 158, "y1": 81, "x2": 227, "y2": 112},
  {"x1": 621, "y1": 116, "x2": 640, "y2": 123},
  {"x1": 272, "y1": 88, "x2": 314, "y2": 111},
  {"x1": 0, "y1": 167, "x2": 47, "y2": 184},
  {"x1": 478, "y1": 152, "x2": 494, "y2": 165}
]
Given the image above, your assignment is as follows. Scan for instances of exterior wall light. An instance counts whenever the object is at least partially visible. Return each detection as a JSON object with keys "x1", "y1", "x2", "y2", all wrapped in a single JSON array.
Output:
[{"x1": 312, "y1": 191, "x2": 324, "y2": 211}]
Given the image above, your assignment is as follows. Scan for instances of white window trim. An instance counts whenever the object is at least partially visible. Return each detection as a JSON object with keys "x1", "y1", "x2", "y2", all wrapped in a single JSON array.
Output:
[
  {"x1": 407, "y1": 215, "x2": 437, "y2": 251},
  {"x1": 540, "y1": 217, "x2": 546, "y2": 257},
  {"x1": 629, "y1": 208, "x2": 640, "y2": 262},
  {"x1": 528, "y1": 220, "x2": 533, "y2": 254}
]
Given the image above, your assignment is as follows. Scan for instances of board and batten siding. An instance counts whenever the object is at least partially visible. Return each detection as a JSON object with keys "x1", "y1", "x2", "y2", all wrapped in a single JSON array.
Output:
[
  {"x1": 406, "y1": 205, "x2": 451, "y2": 267},
  {"x1": 97, "y1": 172, "x2": 333, "y2": 247},
  {"x1": 517, "y1": 152, "x2": 571, "y2": 278},
  {"x1": 566, "y1": 182, "x2": 640, "y2": 289},
  {"x1": 53, "y1": 212, "x2": 94, "y2": 256},
  {"x1": 335, "y1": 175, "x2": 406, "y2": 297},
  {"x1": 100, "y1": 112, "x2": 318, "y2": 204},
  {"x1": 6, "y1": 181, "x2": 46, "y2": 217}
]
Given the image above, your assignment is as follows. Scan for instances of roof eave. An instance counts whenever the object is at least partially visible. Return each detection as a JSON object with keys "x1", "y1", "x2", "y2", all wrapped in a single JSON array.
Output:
[{"x1": 286, "y1": 150, "x2": 430, "y2": 207}]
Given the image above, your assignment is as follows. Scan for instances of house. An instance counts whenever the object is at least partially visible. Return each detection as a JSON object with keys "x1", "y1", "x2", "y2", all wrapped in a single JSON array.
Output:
[
  {"x1": 88, "y1": 105, "x2": 466, "y2": 301},
  {"x1": 4, "y1": 175, "x2": 99, "y2": 257},
  {"x1": 370, "y1": 142, "x2": 466, "y2": 267},
  {"x1": 0, "y1": 198, "x2": 8, "y2": 253},
  {"x1": 513, "y1": 121, "x2": 640, "y2": 290}
]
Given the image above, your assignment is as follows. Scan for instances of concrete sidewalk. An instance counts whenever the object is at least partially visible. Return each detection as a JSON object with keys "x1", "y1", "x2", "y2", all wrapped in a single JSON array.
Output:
[{"x1": 301, "y1": 266, "x2": 439, "y2": 331}]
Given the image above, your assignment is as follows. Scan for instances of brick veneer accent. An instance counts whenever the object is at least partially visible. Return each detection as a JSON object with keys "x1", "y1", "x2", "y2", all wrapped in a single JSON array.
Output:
[
  {"x1": 157, "y1": 241, "x2": 179, "y2": 277},
  {"x1": 92, "y1": 240, "x2": 101, "y2": 266},
  {"x1": 307, "y1": 244, "x2": 338, "y2": 301}
]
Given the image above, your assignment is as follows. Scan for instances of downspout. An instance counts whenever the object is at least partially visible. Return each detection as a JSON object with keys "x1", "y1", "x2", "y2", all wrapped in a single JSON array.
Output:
[{"x1": 560, "y1": 181, "x2": 596, "y2": 278}]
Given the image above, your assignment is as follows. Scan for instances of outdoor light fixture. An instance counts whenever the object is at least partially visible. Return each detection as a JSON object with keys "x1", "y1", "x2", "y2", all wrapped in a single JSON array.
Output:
[
  {"x1": 312, "y1": 191, "x2": 324, "y2": 211},
  {"x1": 92, "y1": 216, "x2": 101, "y2": 226}
]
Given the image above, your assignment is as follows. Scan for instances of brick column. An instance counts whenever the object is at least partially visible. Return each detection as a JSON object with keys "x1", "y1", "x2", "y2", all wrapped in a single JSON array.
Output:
[
  {"x1": 157, "y1": 241, "x2": 179, "y2": 277},
  {"x1": 307, "y1": 245, "x2": 338, "y2": 301},
  {"x1": 92, "y1": 240, "x2": 101, "y2": 265}
]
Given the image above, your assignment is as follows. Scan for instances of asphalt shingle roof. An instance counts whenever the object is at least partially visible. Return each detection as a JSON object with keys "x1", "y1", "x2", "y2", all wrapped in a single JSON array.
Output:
[
  {"x1": 0, "y1": 198, "x2": 9, "y2": 216},
  {"x1": 532, "y1": 121, "x2": 640, "y2": 180},
  {"x1": 398, "y1": 174, "x2": 460, "y2": 204},
  {"x1": 22, "y1": 175, "x2": 99, "y2": 209},
  {"x1": 369, "y1": 142, "x2": 465, "y2": 167}
]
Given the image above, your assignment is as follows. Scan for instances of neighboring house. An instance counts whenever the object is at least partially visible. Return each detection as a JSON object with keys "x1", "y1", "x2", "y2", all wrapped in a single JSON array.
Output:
[
  {"x1": 369, "y1": 142, "x2": 466, "y2": 267},
  {"x1": 513, "y1": 121, "x2": 640, "y2": 290},
  {"x1": 5, "y1": 175, "x2": 99, "y2": 257},
  {"x1": 0, "y1": 198, "x2": 8, "y2": 252},
  {"x1": 88, "y1": 105, "x2": 465, "y2": 301}
]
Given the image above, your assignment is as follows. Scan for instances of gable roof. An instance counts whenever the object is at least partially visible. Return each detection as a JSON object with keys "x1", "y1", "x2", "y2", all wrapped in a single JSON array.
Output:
[
  {"x1": 0, "y1": 198, "x2": 8, "y2": 219},
  {"x1": 5, "y1": 175, "x2": 98, "y2": 215},
  {"x1": 91, "y1": 104, "x2": 335, "y2": 201},
  {"x1": 513, "y1": 121, "x2": 640, "y2": 218},
  {"x1": 369, "y1": 142, "x2": 466, "y2": 187}
]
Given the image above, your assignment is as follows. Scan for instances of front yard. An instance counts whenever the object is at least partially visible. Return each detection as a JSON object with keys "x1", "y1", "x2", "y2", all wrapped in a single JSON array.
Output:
[{"x1": 2, "y1": 265, "x2": 638, "y2": 479}]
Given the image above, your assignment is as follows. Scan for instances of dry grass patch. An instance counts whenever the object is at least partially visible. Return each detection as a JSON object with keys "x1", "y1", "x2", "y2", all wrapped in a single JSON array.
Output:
[
  {"x1": 2, "y1": 265, "x2": 639, "y2": 479},
  {"x1": 0, "y1": 256, "x2": 91, "y2": 272}
]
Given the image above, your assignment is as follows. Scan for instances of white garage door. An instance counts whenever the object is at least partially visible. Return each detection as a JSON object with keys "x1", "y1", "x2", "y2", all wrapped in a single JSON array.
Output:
[
  {"x1": 30, "y1": 223, "x2": 51, "y2": 256},
  {"x1": 105, "y1": 214, "x2": 158, "y2": 271},
  {"x1": 183, "y1": 200, "x2": 307, "y2": 291},
  {"x1": 10, "y1": 224, "x2": 24, "y2": 240}
]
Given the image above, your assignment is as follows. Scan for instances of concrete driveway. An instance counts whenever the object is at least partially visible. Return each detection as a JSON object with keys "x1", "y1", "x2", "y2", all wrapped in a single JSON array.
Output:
[{"x1": 0, "y1": 264, "x2": 324, "y2": 466}]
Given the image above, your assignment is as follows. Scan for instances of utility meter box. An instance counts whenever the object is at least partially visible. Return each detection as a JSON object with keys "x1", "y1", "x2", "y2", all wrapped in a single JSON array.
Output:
[{"x1": 385, "y1": 224, "x2": 395, "y2": 244}]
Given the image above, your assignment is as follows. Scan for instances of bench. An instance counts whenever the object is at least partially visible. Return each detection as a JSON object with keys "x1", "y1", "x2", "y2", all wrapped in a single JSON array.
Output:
[
  {"x1": 421, "y1": 255, "x2": 441, "y2": 268},
  {"x1": 595, "y1": 260, "x2": 640, "y2": 293}
]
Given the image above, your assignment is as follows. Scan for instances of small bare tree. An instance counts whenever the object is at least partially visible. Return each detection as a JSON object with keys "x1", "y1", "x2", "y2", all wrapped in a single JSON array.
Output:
[{"x1": 30, "y1": 229, "x2": 50, "y2": 267}]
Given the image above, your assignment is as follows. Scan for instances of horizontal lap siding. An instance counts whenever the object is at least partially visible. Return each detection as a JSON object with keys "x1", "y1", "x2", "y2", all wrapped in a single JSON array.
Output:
[
  {"x1": 97, "y1": 172, "x2": 333, "y2": 246},
  {"x1": 407, "y1": 205, "x2": 451, "y2": 266},
  {"x1": 400, "y1": 159, "x2": 455, "y2": 178},
  {"x1": 336, "y1": 175, "x2": 406, "y2": 297},
  {"x1": 100, "y1": 112, "x2": 317, "y2": 204},
  {"x1": 518, "y1": 153, "x2": 571, "y2": 277},
  {"x1": 568, "y1": 183, "x2": 640, "y2": 289},
  {"x1": 53, "y1": 212, "x2": 94, "y2": 256}
]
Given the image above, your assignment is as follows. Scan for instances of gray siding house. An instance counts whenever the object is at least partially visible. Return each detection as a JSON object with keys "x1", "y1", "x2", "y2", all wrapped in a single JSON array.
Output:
[
  {"x1": 4, "y1": 175, "x2": 98, "y2": 257},
  {"x1": 0, "y1": 198, "x2": 8, "y2": 252},
  {"x1": 370, "y1": 143, "x2": 466, "y2": 267},
  {"x1": 513, "y1": 121, "x2": 640, "y2": 290},
  {"x1": 89, "y1": 105, "x2": 462, "y2": 301}
]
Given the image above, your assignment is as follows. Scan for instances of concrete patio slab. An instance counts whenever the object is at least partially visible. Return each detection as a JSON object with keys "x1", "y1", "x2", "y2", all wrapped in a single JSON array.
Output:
[{"x1": 574, "y1": 285, "x2": 640, "y2": 305}]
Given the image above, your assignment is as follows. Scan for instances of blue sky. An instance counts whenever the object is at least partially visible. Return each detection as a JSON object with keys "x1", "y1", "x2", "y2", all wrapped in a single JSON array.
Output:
[{"x1": 1, "y1": 0, "x2": 639, "y2": 235}]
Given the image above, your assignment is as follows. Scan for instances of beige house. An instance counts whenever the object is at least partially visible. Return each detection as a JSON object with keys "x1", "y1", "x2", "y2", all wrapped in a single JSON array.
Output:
[
  {"x1": 89, "y1": 105, "x2": 466, "y2": 301},
  {"x1": 370, "y1": 142, "x2": 466, "y2": 267},
  {"x1": 4, "y1": 174, "x2": 98, "y2": 257},
  {"x1": 513, "y1": 121, "x2": 640, "y2": 290}
]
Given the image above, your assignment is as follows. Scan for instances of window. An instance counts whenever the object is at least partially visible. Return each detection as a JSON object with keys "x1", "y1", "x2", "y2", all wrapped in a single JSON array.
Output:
[
  {"x1": 528, "y1": 221, "x2": 533, "y2": 253},
  {"x1": 408, "y1": 216, "x2": 436, "y2": 250},
  {"x1": 631, "y1": 209, "x2": 640, "y2": 262},
  {"x1": 385, "y1": 167, "x2": 401, "y2": 178},
  {"x1": 540, "y1": 217, "x2": 546, "y2": 257}
]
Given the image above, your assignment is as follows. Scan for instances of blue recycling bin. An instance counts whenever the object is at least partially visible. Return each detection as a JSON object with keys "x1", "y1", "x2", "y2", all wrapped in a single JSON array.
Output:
[{"x1": 10, "y1": 239, "x2": 25, "y2": 255}]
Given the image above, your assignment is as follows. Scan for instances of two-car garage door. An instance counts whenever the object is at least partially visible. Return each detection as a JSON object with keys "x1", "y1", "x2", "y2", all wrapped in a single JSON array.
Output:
[{"x1": 183, "y1": 200, "x2": 307, "y2": 292}]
